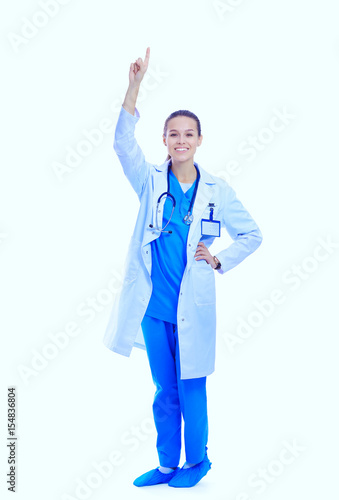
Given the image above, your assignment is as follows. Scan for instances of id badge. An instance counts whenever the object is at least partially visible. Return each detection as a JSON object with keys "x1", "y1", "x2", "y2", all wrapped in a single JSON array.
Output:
[{"x1": 201, "y1": 218, "x2": 221, "y2": 237}]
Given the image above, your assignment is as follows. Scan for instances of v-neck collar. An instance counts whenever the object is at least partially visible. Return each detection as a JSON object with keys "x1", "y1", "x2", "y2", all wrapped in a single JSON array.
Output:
[{"x1": 169, "y1": 169, "x2": 196, "y2": 197}]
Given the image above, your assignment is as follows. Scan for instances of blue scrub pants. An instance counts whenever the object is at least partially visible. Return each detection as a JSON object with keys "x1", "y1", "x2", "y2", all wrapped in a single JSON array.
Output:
[{"x1": 141, "y1": 313, "x2": 209, "y2": 468}]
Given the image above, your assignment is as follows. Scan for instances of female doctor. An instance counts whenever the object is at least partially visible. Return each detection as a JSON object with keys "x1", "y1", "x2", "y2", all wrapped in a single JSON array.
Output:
[{"x1": 103, "y1": 47, "x2": 263, "y2": 488}]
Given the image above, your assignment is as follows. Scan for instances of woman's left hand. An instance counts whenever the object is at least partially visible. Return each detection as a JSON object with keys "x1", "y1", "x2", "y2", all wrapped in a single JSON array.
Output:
[{"x1": 194, "y1": 242, "x2": 214, "y2": 267}]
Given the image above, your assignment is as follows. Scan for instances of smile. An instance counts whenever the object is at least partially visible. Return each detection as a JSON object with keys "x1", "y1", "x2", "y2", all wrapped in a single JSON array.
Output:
[{"x1": 175, "y1": 148, "x2": 189, "y2": 152}]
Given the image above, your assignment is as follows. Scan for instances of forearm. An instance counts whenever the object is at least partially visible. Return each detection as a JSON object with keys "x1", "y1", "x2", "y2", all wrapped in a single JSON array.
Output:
[{"x1": 122, "y1": 84, "x2": 140, "y2": 116}]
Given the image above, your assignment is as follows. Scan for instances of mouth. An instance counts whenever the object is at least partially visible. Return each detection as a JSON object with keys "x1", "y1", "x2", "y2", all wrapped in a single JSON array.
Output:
[{"x1": 174, "y1": 148, "x2": 189, "y2": 152}]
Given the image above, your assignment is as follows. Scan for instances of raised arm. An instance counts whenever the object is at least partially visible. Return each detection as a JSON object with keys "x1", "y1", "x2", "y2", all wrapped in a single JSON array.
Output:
[{"x1": 114, "y1": 47, "x2": 153, "y2": 200}]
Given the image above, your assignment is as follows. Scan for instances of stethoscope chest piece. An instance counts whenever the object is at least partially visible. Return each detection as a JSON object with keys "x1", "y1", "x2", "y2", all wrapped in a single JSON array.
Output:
[{"x1": 183, "y1": 212, "x2": 194, "y2": 225}]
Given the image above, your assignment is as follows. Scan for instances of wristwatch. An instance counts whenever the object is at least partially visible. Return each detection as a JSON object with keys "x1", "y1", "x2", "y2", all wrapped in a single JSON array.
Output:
[{"x1": 213, "y1": 256, "x2": 221, "y2": 270}]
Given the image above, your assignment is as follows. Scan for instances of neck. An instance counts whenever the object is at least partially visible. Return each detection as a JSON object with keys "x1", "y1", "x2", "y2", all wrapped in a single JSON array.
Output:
[{"x1": 170, "y1": 158, "x2": 197, "y2": 183}]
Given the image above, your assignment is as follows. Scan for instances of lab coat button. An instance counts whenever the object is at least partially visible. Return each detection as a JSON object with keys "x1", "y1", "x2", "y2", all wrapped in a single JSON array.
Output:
[
  {"x1": 181, "y1": 318, "x2": 184, "y2": 321},
  {"x1": 146, "y1": 250, "x2": 148, "y2": 254}
]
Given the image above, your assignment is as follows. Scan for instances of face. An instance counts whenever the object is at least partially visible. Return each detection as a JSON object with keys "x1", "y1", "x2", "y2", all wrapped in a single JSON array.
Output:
[{"x1": 163, "y1": 116, "x2": 203, "y2": 162}]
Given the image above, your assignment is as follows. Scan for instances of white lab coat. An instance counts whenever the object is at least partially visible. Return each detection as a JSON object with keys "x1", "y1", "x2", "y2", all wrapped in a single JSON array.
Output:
[{"x1": 103, "y1": 105, "x2": 263, "y2": 379}]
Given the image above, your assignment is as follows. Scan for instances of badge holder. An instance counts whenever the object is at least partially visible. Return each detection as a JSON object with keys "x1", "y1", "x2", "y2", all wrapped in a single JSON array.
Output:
[{"x1": 201, "y1": 203, "x2": 221, "y2": 237}]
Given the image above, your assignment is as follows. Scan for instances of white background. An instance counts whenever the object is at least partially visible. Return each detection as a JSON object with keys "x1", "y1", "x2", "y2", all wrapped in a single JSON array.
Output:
[{"x1": 1, "y1": 1, "x2": 339, "y2": 499}]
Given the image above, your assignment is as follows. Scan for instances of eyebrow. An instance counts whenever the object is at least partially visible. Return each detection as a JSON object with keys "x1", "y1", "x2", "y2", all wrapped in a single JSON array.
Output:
[{"x1": 168, "y1": 129, "x2": 195, "y2": 132}]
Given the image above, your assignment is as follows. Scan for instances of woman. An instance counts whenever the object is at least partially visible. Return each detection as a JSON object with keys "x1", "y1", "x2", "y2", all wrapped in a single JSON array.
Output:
[{"x1": 103, "y1": 47, "x2": 263, "y2": 488}]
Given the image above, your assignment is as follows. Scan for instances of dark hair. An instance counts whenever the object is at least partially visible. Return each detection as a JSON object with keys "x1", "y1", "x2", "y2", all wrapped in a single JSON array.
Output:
[{"x1": 163, "y1": 110, "x2": 201, "y2": 162}]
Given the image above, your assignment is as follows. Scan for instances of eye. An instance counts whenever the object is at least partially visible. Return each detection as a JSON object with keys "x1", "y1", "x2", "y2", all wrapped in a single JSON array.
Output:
[{"x1": 170, "y1": 133, "x2": 177, "y2": 136}]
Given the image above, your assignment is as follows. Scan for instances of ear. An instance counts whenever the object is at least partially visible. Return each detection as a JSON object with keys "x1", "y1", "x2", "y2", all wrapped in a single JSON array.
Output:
[
  {"x1": 163, "y1": 134, "x2": 167, "y2": 146},
  {"x1": 198, "y1": 135, "x2": 203, "y2": 147}
]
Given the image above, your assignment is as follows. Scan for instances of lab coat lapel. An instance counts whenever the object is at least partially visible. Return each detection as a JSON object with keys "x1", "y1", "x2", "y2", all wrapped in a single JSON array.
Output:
[
  {"x1": 187, "y1": 171, "x2": 214, "y2": 241},
  {"x1": 141, "y1": 160, "x2": 169, "y2": 248},
  {"x1": 141, "y1": 160, "x2": 216, "y2": 252}
]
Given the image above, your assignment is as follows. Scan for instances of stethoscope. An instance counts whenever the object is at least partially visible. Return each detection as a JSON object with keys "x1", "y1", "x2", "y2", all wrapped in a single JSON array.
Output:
[{"x1": 149, "y1": 162, "x2": 200, "y2": 234}]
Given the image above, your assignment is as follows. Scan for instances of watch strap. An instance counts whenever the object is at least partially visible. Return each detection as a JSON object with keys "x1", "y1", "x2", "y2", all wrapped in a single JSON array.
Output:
[{"x1": 213, "y1": 256, "x2": 221, "y2": 270}]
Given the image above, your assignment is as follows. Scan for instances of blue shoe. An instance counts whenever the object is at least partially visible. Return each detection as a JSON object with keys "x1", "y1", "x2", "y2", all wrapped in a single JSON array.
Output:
[
  {"x1": 168, "y1": 452, "x2": 212, "y2": 488},
  {"x1": 133, "y1": 466, "x2": 180, "y2": 487}
]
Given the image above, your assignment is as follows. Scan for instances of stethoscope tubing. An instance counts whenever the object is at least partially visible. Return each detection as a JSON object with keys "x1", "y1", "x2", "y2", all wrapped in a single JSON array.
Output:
[{"x1": 155, "y1": 163, "x2": 200, "y2": 232}]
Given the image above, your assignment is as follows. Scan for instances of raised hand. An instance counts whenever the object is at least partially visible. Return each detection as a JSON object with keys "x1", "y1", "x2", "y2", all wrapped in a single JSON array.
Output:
[{"x1": 128, "y1": 47, "x2": 150, "y2": 87}]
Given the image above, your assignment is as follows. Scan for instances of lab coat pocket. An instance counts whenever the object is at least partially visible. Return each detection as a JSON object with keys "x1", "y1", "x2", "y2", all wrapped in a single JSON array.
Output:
[
  {"x1": 191, "y1": 262, "x2": 216, "y2": 306},
  {"x1": 123, "y1": 236, "x2": 142, "y2": 284}
]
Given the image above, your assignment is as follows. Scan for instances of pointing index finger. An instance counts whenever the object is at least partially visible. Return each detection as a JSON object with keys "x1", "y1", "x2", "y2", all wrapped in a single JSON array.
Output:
[{"x1": 144, "y1": 46, "x2": 150, "y2": 65}]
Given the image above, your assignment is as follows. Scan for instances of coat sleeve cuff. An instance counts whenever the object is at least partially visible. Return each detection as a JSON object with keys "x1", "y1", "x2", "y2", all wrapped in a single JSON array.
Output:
[{"x1": 120, "y1": 104, "x2": 140, "y2": 119}]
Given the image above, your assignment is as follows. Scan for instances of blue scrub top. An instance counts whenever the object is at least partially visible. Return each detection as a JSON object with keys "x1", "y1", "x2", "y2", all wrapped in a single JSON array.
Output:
[{"x1": 145, "y1": 169, "x2": 196, "y2": 324}]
